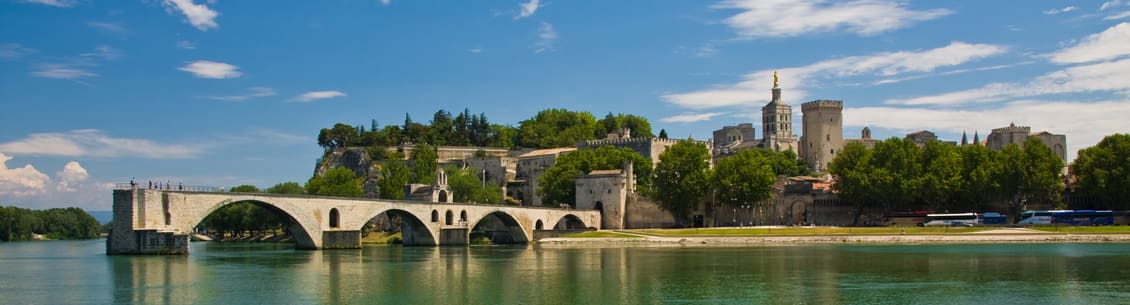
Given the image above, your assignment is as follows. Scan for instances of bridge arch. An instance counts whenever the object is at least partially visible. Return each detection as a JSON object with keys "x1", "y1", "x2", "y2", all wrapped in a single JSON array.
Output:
[
  {"x1": 468, "y1": 210, "x2": 529, "y2": 244},
  {"x1": 355, "y1": 208, "x2": 437, "y2": 246},
  {"x1": 553, "y1": 214, "x2": 588, "y2": 230},
  {"x1": 184, "y1": 197, "x2": 319, "y2": 250}
]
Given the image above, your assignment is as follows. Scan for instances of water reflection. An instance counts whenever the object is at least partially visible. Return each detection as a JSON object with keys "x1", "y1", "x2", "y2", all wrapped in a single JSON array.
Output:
[{"x1": 3, "y1": 241, "x2": 1129, "y2": 304}]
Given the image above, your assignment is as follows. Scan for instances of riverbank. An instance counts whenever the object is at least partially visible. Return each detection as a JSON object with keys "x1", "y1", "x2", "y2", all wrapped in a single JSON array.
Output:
[{"x1": 537, "y1": 227, "x2": 1130, "y2": 247}]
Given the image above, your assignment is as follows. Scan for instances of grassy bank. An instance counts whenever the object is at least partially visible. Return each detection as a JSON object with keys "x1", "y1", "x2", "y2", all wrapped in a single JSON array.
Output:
[
  {"x1": 362, "y1": 232, "x2": 402, "y2": 244},
  {"x1": 1028, "y1": 226, "x2": 1130, "y2": 234},
  {"x1": 559, "y1": 231, "x2": 641, "y2": 238},
  {"x1": 625, "y1": 226, "x2": 994, "y2": 237}
]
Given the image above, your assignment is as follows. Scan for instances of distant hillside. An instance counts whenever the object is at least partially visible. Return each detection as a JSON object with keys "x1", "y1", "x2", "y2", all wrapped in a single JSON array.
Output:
[{"x1": 87, "y1": 210, "x2": 113, "y2": 224}]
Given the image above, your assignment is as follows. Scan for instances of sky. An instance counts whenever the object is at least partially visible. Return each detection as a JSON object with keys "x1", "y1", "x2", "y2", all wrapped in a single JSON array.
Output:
[{"x1": 2, "y1": 0, "x2": 1128, "y2": 211}]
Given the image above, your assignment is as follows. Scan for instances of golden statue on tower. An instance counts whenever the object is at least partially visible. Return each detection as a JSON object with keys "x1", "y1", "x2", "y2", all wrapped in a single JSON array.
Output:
[{"x1": 773, "y1": 70, "x2": 779, "y2": 88}]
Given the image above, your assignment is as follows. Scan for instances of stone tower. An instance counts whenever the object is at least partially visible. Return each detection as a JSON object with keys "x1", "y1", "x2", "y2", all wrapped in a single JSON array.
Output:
[
  {"x1": 800, "y1": 100, "x2": 843, "y2": 173},
  {"x1": 761, "y1": 72, "x2": 798, "y2": 153}
]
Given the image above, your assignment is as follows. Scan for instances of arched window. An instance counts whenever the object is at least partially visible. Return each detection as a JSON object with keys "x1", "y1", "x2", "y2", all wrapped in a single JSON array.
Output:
[
  {"x1": 535, "y1": 220, "x2": 544, "y2": 230},
  {"x1": 431, "y1": 210, "x2": 439, "y2": 222},
  {"x1": 445, "y1": 210, "x2": 454, "y2": 225},
  {"x1": 460, "y1": 210, "x2": 467, "y2": 222},
  {"x1": 438, "y1": 190, "x2": 448, "y2": 203},
  {"x1": 329, "y1": 208, "x2": 340, "y2": 228}
]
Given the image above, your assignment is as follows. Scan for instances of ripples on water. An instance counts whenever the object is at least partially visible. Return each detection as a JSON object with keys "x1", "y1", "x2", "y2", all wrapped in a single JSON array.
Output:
[{"x1": 0, "y1": 240, "x2": 1128, "y2": 304}]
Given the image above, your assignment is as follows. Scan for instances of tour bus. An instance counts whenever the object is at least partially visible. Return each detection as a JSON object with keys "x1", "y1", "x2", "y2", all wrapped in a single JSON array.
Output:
[
  {"x1": 919, "y1": 213, "x2": 980, "y2": 227},
  {"x1": 1017, "y1": 210, "x2": 1115, "y2": 225}
]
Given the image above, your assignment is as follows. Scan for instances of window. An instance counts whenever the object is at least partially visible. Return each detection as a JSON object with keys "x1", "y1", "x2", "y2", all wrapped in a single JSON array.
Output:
[
  {"x1": 431, "y1": 210, "x2": 439, "y2": 222},
  {"x1": 460, "y1": 210, "x2": 467, "y2": 222},
  {"x1": 329, "y1": 208, "x2": 340, "y2": 228},
  {"x1": 445, "y1": 210, "x2": 454, "y2": 225}
]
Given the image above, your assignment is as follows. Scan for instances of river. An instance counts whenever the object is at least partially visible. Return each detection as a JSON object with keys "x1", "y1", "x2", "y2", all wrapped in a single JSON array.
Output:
[{"x1": 1, "y1": 240, "x2": 1127, "y2": 304}]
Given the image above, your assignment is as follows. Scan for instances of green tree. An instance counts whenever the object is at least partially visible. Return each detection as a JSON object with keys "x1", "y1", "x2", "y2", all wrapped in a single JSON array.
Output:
[
  {"x1": 829, "y1": 142, "x2": 881, "y2": 225},
  {"x1": 596, "y1": 113, "x2": 654, "y2": 139},
  {"x1": 306, "y1": 167, "x2": 365, "y2": 197},
  {"x1": 446, "y1": 166, "x2": 503, "y2": 204},
  {"x1": 955, "y1": 144, "x2": 1002, "y2": 212},
  {"x1": 753, "y1": 149, "x2": 811, "y2": 177},
  {"x1": 998, "y1": 139, "x2": 1065, "y2": 221},
  {"x1": 377, "y1": 156, "x2": 412, "y2": 200},
  {"x1": 411, "y1": 143, "x2": 438, "y2": 184},
  {"x1": 265, "y1": 182, "x2": 305, "y2": 195},
  {"x1": 516, "y1": 109, "x2": 598, "y2": 148},
  {"x1": 538, "y1": 146, "x2": 653, "y2": 207},
  {"x1": 658, "y1": 129, "x2": 668, "y2": 139},
  {"x1": 1072, "y1": 133, "x2": 1130, "y2": 210},
  {"x1": 919, "y1": 141, "x2": 962, "y2": 210},
  {"x1": 869, "y1": 138, "x2": 924, "y2": 210},
  {"x1": 711, "y1": 149, "x2": 776, "y2": 209},
  {"x1": 652, "y1": 140, "x2": 711, "y2": 223},
  {"x1": 230, "y1": 184, "x2": 260, "y2": 193}
]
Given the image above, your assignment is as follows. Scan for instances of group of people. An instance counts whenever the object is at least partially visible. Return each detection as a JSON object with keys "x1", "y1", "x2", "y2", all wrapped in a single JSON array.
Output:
[{"x1": 129, "y1": 178, "x2": 183, "y2": 191}]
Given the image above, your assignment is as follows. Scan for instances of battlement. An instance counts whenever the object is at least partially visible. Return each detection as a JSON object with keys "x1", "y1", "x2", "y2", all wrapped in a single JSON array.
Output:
[
  {"x1": 801, "y1": 100, "x2": 843, "y2": 110},
  {"x1": 579, "y1": 137, "x2": 682, "y2": 148}
]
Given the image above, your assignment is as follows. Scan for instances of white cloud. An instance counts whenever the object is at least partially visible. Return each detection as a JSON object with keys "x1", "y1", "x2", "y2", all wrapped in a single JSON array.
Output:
[
  {"x1": 713, "y1": 0, "x2": 952, "y2": 38},
  {"x1": 0, "y1": 43, "x2": 36, "y2": 59},
  {"x1": 87, "y1": 22, "x2": 128, "y2": 35},
  {"x1": 660, "y1": 112, "x2": 726, "y2": 123},
  {"x1": 534, "y1": 22, "x2": 557, "y2": 53},
  {"x1": 18, "y1": 0, "x2": 76, "y2": 7},
  {"x1": 81, "y1": 45, "x2": 122, "y2": 61},
  {"x1": 55, "y1": 161, "x2": 88, "y2": 192},
  {"x1": 176, "y1": 40, "x2": 197, "y2": 50},
  {"x1": 292, "y1": 90, "x2": 346, "y2": 102},
  {"x1": 515, "y1": 0, "x2": 540, "y2": 20},
  {"x1": 31, "y1": 63, "x2": 96, "y2": 79},
  {"x1": 1043, "y1": 6, "x2": 1078, "y2": 15},
  {"x1": 0, "y1": 153, "x2": 51, "y2": 197},
  {"x1": 162, "y1": 0, "x2": 219, "y2": 31},
  {"x1": 379, "y1": 0, "x2": 391, "y2": 5},
  {"x1": 206, "y1": 87, "x2": 277, "y2": 102},
  {"x1": 1101, "y1": 1, "x2": 1123, "y2": 11},
  {"x1": 178, "y1": 60, "x2": 241, "y2": 79},
  {"x1": 887, "y1": 56, "x2": 1130, "y2": 106},
  {"x1": 0, "y1": 129, "x2": 206, "y2": 159},
  {"x1": 843, "y1": 100, "x2": 1130, "y2": 161},
  {"x1": 1105, "y1": 11, "x2": 1130, "y2": 20},
  {"x1": 663, "y1": 41, "x2": 1007, "y2": 109},
  {"x1": 1048, "y1": 22, "x2": 1130, "y2": 64},
  {"x1": 468, "y1": 47, "x2": 483, "y2": 53}
]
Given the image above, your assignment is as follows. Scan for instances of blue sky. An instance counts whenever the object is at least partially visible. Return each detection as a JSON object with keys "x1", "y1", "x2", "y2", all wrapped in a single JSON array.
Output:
[{"x1": 2, "y1": 0, "x2": 1129, "y2": 211}]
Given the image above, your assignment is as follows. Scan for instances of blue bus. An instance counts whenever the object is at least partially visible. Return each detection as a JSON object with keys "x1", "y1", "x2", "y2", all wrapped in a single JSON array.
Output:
[{"x1": 1018, "y1": 210, "x2": 1114, "y2": 226}]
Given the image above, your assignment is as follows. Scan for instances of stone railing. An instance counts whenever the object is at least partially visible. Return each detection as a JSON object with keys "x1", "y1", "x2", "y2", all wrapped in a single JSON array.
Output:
[{"x1": 113, "y1": 183, "x2": 225, "y2": 192}]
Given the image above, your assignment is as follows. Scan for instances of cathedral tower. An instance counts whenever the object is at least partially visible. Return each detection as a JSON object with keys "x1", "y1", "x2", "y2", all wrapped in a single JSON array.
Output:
[{"x1": 761, "y1": 71, "x2": 798, "y2": 152}]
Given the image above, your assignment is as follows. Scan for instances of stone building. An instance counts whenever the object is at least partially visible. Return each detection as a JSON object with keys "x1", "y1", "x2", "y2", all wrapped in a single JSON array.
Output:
[
  {"x1": 578, "y1": 132, "x2": 706, "y2": 166},
  {"x1": 574, "y1": 162, "x2": 678, "y2": 229},
  {"x1": 800, "y1": 100, "x2": 844, "y2": 173},
  {"x1": 711, "y1": 72, "x2": 798, "y2": 156},
  {"x1": 405, "y1": 169, "x2": 453, "y2": 203},
  {"x1": 507, "y1": 147, "x2": 575, "y2": 206},
  {"x1": 905, "y1": 130, "x2": 937, "y2": 146},
  {"x1": 986, "y1": 123, "x2": 1067, "y2": 160},
  {"x1": 761, "y1": 73, "x2": 799, "y2": 153},
  {"x1": 844, "y1": 126, "x2": 878, "y2": 149}
]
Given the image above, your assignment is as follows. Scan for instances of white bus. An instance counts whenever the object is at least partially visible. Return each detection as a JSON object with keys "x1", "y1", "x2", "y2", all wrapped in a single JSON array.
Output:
[
  {"x1": 920, "y1": 213, "x2": 980, "y2": 227},
  {"x1": 1017, "y1": 210, "x2": 1070, "y2": 225}
]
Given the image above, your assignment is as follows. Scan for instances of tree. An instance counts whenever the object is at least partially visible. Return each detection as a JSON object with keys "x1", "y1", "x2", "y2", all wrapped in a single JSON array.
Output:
[
  {"x1": 1072, "y1": 133, "x2": 1130, "y2": 210},
  {"x1": 954, "y1": 144, "x2": 1002, "y2": 212},
  {"x1": 658, "y1": 129, "x2": 668, "y2": 139},
  {"x1": 516, "y1": 109, "x2": 598, "y2": 148},
  {"x1": 711, "y1": 149, "x2": 776, "y2": 210},
  {"x1": 538, "y1": 146, "x2": 653, "y2": 206},
  {"x1": 829, "y1": 142, "x2": 881, "y2": 225},
  {"x1": 869, "y1": 138, "x2": 924, "y2": 210},
  {"x1": 230, "y1": 184, "x2": 260, "y2": 193},
  {"x1": 446, "y1": 166, "x2": 503, "y2": 204},
  {"x1": 410, "y1": 143, "x2": 438, "y2": 184},
  {"x1": 754, "y1": 149, "x2": 811, "y2": 177},
  {"x1": 919, "y1": 141, "x2": 962, "y2": 210},
  {"x1": 998, "y1": 139, "x2": 1064, "y2": 222},
  {"x1": 377, "y1": 155, "x2": 412, "y2": 200},
  {"x1": 652, "y1": 140, "x2": 711, "y2": 223},
  {"x1": 306, "y1": 167, "x2": 365, "y2": 197},
  {"x1": 265, "y1": 182, "x2": 305, "y2": 195}
]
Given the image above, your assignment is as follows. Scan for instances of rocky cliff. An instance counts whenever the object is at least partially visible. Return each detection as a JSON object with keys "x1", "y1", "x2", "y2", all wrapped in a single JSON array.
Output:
[{"x1": 314, "y1": 148, "x2": 381, "y2": 197}]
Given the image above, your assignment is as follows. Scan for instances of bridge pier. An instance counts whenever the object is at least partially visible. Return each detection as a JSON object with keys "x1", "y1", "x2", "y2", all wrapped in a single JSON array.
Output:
[
  {"x1": 322, "y1": 230, "x2": 362, "y2": 249},
  {"x1": 107, "y1": 190, "x2": 191, "y2": 255},
  {"x1": 439, "y1": 228, "x2": 469, "y2": 245}
]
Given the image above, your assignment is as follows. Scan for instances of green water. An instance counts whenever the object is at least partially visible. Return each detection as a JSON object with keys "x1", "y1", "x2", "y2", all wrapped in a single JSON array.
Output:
[{"x1": 0, "y1": 240, "x2": 1127, "y2": 304}]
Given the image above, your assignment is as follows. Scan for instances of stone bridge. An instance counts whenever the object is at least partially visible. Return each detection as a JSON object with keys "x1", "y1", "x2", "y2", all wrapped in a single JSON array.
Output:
[{"x1": 107, "y1": 188, "x2": 601, "y2": 255}]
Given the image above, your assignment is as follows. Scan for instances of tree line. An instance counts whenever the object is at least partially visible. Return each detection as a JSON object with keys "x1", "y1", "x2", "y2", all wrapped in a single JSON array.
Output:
[
  {"x1": 0, "y1": 206, "x2": 101, "y2": 241},
  {"x1": 317, "y1": 108, "x2": 660, "y2": 151}
]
